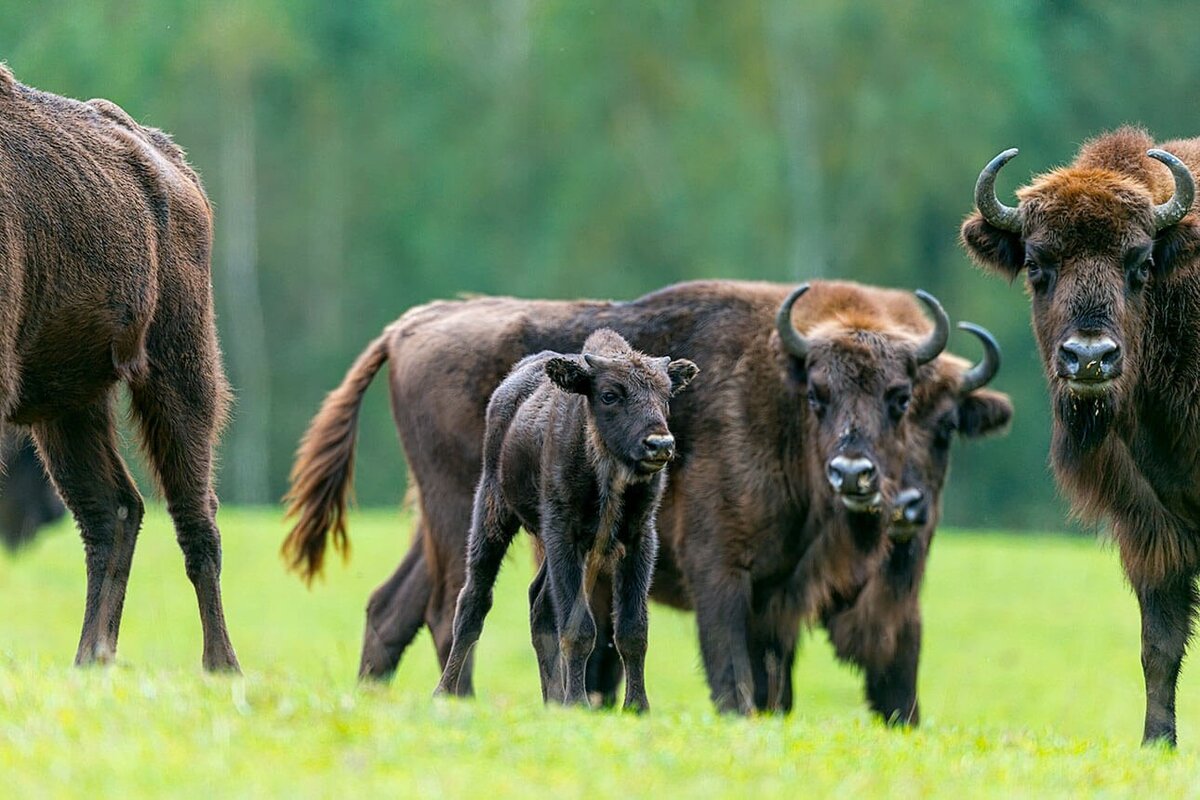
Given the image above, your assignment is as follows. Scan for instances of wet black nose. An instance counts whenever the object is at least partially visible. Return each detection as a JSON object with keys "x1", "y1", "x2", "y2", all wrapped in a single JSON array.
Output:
[
  {"x1": 1057, "y1": 336, "x2": 1121, "y2": 382},
  {"x1": 826, "y1": 456, "x2": 877, "y2": 496},
  {"x1": 891, "y1": 488, "x2": 928, "y2": 532},
  {"x1": 643, "y1": 434, "x2": 675, "y2": 460}
]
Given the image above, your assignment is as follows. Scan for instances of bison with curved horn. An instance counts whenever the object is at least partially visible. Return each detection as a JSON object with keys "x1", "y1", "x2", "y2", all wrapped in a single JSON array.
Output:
[
  {"x1": 0, "y1": 66, "x2": 239, "y2": 671},
  {"x1": 283, "y1": 279, "x2": 1008, "y2": 715},
  {"x1": 574, "y1": 320, "x2": 1010, "y2": 721},
  {"x1": 962, "y1": 126, "x2": 1200, "y2": 746}
]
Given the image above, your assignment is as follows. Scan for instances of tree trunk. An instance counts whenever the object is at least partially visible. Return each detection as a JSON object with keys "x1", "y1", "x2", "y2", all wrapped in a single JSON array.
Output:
[{"x1": 216, "y1": 71, "x2": 271, "y2": 503}]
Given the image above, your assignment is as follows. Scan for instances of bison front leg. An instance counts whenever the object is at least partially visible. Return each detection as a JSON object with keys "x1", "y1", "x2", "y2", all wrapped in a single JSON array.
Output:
[
  {"x1": 1136, "y1": 576, "x2": 1198, "y2": 747},
  {"x1": 693, "y1": 569, "x2": 756, "y2": 714},
  {"x1": 612, "y1": 529, "x2": 657, "y2": 713},
  {"x1": 863, "y1": 615, "x2": 921, "y2": 727},
  {"x1": 528, "y1": 561, "x2": 565, "y2": 703},
  {"x1": 544, "y1": 535, "x2": 596, "y2": 707}
]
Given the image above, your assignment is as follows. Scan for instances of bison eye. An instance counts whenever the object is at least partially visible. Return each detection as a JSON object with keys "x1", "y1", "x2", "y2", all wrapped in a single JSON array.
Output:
[
  {"x1": 1025, "y1": 259, "x2": 1053, "y2": 292},
  {"x1": 806, "y1": 387, "x2": 826, "y2": 417},
  {"x1": 886, "y1": 387, "x2": 911, "y2": 420},
  {"x1": 600, "y1": 391, "x2": 620, "y2": 406},
  {"x1": 935, "y1": 416, "x2": 958, "y2": 447},
  {"x1": 1128, "y1": 256, "x2": 1153, "y2": 291}
]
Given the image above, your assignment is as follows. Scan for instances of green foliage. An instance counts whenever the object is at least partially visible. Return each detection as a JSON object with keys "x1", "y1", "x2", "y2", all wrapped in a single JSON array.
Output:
[
  {"x1": 3, "y1": 508, "x2": 1200, "y2": 794},
  {"x1": 3, "y1": 2, "x2": 1200, "y2": 527}
]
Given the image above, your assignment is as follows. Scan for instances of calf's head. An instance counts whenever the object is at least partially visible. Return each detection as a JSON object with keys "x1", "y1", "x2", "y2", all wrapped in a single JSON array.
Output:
[
  {"x1": 962, "y1": 128, "x2": 1200, "y2": 454},
  {"x1": 890, "y1": 323, "x2": 1013, "y2": 543},
  {"x1": 546, "y1": 328, "x2": 699, "y2": 478},
  {"x1": 776, "y1": 285, "x2": 949, "y2": 515}
]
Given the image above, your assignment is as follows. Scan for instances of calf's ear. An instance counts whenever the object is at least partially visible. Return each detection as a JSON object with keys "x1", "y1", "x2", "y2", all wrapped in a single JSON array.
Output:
[
  {"x1": 957, "y1": 388, "x2": 1013, "y2": 439},
  {"x1": 960, "y1": 213, "x2": 1025, "y2": 279},
  {"x1": 546, "y1": 357, "x2": 592, "y2": 395},
  {"x1": 1153, "y1": 218, "x2": 1200, "y2": 278},
  {"x1": 667, "y1": 359, "x2": 699, "y2": 395}
]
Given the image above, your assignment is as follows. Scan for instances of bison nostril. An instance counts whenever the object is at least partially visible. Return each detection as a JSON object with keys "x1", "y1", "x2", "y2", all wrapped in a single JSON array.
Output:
[
  {"x1": 643, "y1": 434, "x2": 675, "y2": 457},
  {"x1": 1060, "y1": 336, "x2": 1121, "y2": 381},
  {"x1": 827, "y1": 456, "x2": 877, "y2": 495}
]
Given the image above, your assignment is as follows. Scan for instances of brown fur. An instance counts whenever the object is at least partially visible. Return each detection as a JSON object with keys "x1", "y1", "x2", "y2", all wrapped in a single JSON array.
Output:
[
  {"x1": 0, "y1": 66, "x2": 238, "y2": 671},
  {"x1": 961, "y1": 127, "x2": 1200, "y2": 745},
  {"x1": 284, "y1": 279, "x2": 992, "y2": 714}
]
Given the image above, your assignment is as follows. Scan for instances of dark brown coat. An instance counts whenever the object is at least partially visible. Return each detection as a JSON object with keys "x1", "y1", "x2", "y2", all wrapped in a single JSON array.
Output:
[
  {"x1": 284, "y1": 279, "x2": 978, "y2": 713},
  {"x1": 963, "y1": 126, "x2": 1200, "y2": 745},
  {"x1": 434, "y1": 330, "x2": 697, "y2": 711},
  {"x1": 0, "y1": 66, "x2": 238, "y2": 671}
]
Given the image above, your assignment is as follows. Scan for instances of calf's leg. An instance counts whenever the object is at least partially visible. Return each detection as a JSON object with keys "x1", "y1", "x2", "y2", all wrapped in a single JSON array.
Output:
[
  {"x1": 612, "y1": 532, "x2": 656, "y2": 712},
  {"x1": 528, "y1": 562, "x2": 565, "y2": 702},
  {"x1": 434, "y1": 483, "x2": 517, "y2": 697},
  {"x1": 544, "y1": 536, "x2": 595, "y2": 707},
  {"x1": 33, "y1": 397, "x2": 144, "y2": 666},
  {"x1": 586, "y1": 577, "x2": 622, "y2": 708},
  {"x1": 1137, "y1": 575, "x2": 1197, "y2": 747}
]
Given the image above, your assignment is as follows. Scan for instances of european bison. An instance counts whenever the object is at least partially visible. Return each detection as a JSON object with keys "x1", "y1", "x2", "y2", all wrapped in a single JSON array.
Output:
[
  {"x1": 577, "y1": 327, "x2": 1010, "y2": 721},
  {"x1": 0, "y1": 66, "x2": 239, "y2": 671},
  {"x1": 0, "y1": 434, "x2": 65, "y2": 551},
  {"x1": 963, "y1": 126, "x2": 1200, "y2": 745},
  {"x1": 284, "y1": 279, "x2": 956, "y2": 713},
  {"x1": 435, "y1": 330, "x2": 697, "y2": 710},
  {"x1": 818, "y1": 329, "x2": 1010, "y2": 723}
]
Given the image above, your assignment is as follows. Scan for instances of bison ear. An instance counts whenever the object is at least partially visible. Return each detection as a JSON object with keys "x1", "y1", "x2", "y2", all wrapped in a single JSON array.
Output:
[
  {"x1": 957, "y1": 388, "x2": 1013, "y2": 439},
  {"x1": 960, "y1": 214, "x2": 1025, "y2": 279},
  {"x1": 667, "y1": 359, "x2": 699, "y2": 396},
  {"x1": 1153, "y1": 217, "x2": 1200, "y2": 278},
  {"x1": 546, "y1": 357, "x2": 592, "y2": 395}
]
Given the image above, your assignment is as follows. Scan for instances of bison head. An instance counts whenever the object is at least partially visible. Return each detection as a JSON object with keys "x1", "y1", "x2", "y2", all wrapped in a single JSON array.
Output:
[
  {"x1": 775, "y1": 285, "x2": 949, "y2": 517},
  {"x1": 961, "y1": 128, "x2": 1200, "y2": 457},
  {"x1": 889, "y1": 323, "x2": 1013, "y2": 544},
  {"x1": 547, "y1": 328, "x2": 699, "y2": 478}
]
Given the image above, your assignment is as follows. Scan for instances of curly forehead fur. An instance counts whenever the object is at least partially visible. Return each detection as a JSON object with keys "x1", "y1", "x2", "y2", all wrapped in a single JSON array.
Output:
[
  {"x1": 581, "y1": 328, "x2": 672, "y2": 390},
  {"x1": 1016, "y1": 127, "x2": 1189, "y2": 249}
]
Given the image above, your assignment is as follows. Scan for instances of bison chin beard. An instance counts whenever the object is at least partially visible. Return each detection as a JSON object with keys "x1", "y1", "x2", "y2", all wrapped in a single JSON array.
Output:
[{"x1": 1054, "y1": 387, "x2": 1118, "y2": 464}]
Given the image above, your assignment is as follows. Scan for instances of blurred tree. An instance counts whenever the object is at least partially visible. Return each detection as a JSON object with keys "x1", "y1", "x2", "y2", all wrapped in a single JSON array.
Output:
[{"x1": 3, "y1": 0, "x2": 1197, "y2": 530}]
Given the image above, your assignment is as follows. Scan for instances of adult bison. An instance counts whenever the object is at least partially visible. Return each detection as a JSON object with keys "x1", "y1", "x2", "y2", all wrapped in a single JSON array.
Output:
[
  {"x1": 963, "y1": 127, "x2": 1200, "y2": 745},
  {"x1": 577, "y1": 331, "x2": 1011, "y2": 721},
  {"x1": 0, "y1": 434, "x2": 66, "y2": 552},
  {"x1": 0, "y1": 66, "x2": 239, "y2": 671},
  {"x1": 285, "y1": 280, "x2": 999, "y2": 713}
]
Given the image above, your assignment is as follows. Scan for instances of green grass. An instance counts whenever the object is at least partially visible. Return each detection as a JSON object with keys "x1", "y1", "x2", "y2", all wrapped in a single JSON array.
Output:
[{"x1": 3, "y1": 507, "x2": 1200, "y2": 797}]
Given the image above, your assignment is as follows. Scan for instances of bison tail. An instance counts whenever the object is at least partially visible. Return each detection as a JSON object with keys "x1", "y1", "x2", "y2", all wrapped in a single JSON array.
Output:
[{"x1": 282, "y1": 330, "x2": 392, "y2": 583}]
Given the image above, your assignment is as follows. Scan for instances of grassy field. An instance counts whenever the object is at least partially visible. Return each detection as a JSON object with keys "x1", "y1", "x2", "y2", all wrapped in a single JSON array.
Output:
[{"x1": 3, "y1": 507, "x2": 1200, "y2": 797}]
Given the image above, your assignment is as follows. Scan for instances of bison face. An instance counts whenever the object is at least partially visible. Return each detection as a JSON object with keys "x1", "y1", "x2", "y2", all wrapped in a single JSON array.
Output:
[
  {"x1": 891, "y1": 336, "x2": 1012, "y2": 544},
  {"x1": 962, "y1": 131, "x2": 1200, "y2": 457},
  {"x1": 547, "y1": 329, "x2": 698, "y2": 478},
  {"x1": 775, "y1": 286, "x2": 950, "y2": 519}
]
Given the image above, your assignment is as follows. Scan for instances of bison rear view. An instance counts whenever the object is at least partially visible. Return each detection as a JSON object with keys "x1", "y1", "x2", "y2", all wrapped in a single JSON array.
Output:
[{"x1": 0, "y1": 66, "x2": 239, "y2": 672}]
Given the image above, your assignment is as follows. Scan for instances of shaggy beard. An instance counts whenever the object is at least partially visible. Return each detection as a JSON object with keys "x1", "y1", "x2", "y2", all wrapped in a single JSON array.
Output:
[{"x1": 1053, "y1": 387, "x2": 1118, "y2": 466}]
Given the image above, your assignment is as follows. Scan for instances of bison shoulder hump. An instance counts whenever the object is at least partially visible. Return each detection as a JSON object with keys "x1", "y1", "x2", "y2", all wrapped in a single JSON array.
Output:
[{"x1": 0, "y1": 63, "x2": 14, "y2": 97}]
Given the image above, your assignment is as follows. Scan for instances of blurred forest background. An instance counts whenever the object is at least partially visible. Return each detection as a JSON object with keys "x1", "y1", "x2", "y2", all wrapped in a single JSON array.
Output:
[{"x1": 3, "y1": 0, "x2": 1198, "y2": 531}]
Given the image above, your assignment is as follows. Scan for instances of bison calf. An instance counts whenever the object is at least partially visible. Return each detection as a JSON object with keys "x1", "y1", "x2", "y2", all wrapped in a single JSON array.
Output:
[{"x1": 434, "y1": 329, "x2": 697, "y2": 711}]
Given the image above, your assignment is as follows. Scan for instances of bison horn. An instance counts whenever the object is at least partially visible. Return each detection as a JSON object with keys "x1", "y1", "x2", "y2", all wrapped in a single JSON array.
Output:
[
  {"x1": 913, "y1": 290, "x2": 950, "y2": 365},
  {"x1": 974, "y1": 148, "x2": 1022, "y2": 233},
  {"x1": 1147, "y1": 149, "x2": 1196, "y2": 232},
  {"x1": 775, "y1": 284, "x2": 811, "y2": 360},
  {"x1": 957, "y1": 322, "x2": 1001, "y2": 395}
]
